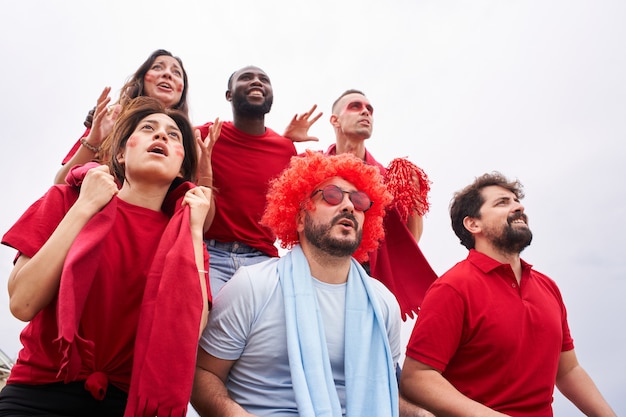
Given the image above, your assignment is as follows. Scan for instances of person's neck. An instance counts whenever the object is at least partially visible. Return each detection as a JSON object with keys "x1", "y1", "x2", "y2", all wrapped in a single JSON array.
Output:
[
  {"x1": 300, "y1": 242, "x2": 352, "y2": 284},
  {"x1": 117, "y1": 181, "x2": 169, "y2": 212},
  {"x1": 334, "y1": 135, "x2": 366, "y2": 161},
  {"x1": 475, "y1": 243, "x2": 523, "y2": 284},
  {"x1": 232, "y1": 114, "x2": 267, "y2": 136}
]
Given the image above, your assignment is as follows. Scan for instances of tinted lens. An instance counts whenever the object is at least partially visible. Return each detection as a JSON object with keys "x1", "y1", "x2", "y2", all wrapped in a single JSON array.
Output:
[
  {"x1": 321, "y1": 185, "x2": 344, "y2": 205},
  {"x1": 349, "y1": 190, "x2": 372, "y2": 212},
  {"x1": 320, "y1": 185, "x2": 372, "y2": 212}
]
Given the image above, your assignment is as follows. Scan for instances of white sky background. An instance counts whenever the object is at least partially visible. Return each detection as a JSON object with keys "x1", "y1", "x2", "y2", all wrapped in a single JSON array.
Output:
[{"x1": 1, "y1": 0, "x2": 624, "y2": 415}]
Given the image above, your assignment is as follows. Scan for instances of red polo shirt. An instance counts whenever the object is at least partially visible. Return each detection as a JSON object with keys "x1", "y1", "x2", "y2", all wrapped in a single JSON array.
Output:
[{"x1": 406, "y1": 249, "x2": 574, "y2": 416}]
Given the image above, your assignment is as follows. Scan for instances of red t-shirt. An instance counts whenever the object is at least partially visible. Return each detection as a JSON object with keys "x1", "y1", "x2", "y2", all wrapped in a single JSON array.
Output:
[
  {"x1": 196, "y1": 121, "x2": 296, "y2": 257},
  {"x1": 2, "y1": 187, "x2": 168, "y2": 392},
  {"x1": 406, "y1": 249, "x2": 574, "y2": 417},
  {"x1": 61, "y1": 127, "x2": 90, "y2": 165}
]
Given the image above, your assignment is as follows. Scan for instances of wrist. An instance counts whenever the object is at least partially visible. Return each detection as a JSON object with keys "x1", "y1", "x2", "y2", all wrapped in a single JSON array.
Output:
[
  {"x1": 80, "y1": 137, "x2": 101, "y2": 153},
  {"x1": 197, "y1": 176, "x2": 213, "y2": 187}
]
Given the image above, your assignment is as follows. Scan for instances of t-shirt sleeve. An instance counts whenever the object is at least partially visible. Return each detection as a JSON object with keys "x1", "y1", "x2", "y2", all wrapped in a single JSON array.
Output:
[
  {"x1": 199, "y1": 266, "x2": 257, "y2": 360},
  {"x1": 371, "y1": 278, "x2": 402, "y2": 364},
  {"x1": 2, "y1": 186, "x2": 77, "y2": 259},
  {"x1": 405, "y1": 281, "x2": 466, "y2": 372},
  {"x1": 552, "y1": 281, "x2": 575, "y2": 352},
  {"x1": 61, "y1": 127, "x2": 91, "y2": 165}
]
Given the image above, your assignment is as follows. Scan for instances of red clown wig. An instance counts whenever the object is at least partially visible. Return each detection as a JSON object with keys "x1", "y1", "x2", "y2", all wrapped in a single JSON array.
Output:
[{"x1": 261, "y1": 150, "x2": 392, "y2": 262}]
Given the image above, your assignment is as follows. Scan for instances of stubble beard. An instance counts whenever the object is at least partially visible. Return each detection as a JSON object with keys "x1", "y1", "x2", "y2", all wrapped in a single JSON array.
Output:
[
  {"x1": 485, "y1": 214, "x2": 533, "y2": 255},
  {"x1": 232, "y1": 92, "x2": 273, "y2": 118},
  {"x1": 303, "y1": 212, "x2": 362, "y2": 258}
]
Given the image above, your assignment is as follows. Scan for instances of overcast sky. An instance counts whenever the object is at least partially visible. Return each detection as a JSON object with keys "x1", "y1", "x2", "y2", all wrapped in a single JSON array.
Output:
[{"x1": 1, "y1": 0, "x2": 624, "y2": 414}]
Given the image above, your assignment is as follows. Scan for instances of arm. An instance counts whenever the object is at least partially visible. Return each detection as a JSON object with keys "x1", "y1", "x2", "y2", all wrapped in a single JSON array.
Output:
[
  {"x1": 191, "y1": 347, "x2": 257, "y2": 417},
  {"x1": 54, "y1": 87, "x2": 122, "y2": 184},
  {"x1": 406, "y1": 213, "x2": 424, "y2": 243},
  {"x1": 282, "y1": 104, "x2": 323, "y2": 143},
  {"x1": 400, "y1": 357, "x2": 510, "y2": 417},
  {"x1": 182, "y1": 186, "x2": 214, "y2": 335},
  {"x1": 195, "y1": 120, "x2": 222, "y2": 232},
  {"x1": 9, "y1": 165, "x2": 119, "y2": 321},
  {"x1": 400, "y1": 394, "x2": 436, "y2": 417},
  {"x1": 405, "y1": 167, "x2": 427, "y2": 242},
  {"x1": 556, "y1": 349, "x2": 616, "y2": 416}
]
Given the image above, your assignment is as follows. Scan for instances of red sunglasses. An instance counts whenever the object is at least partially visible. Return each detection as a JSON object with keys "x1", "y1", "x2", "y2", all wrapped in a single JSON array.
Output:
[{"x1": 312, "y1": 184, "x2": 373, "y2": 212}]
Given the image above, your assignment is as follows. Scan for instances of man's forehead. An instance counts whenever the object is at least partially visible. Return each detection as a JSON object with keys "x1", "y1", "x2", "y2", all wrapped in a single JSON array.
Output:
[
  {"x1": 340, "y1": 93, "x2": 369, "y2": 106},
  {"x1": 318, "y1": 176, "x2": 356, "y2": 190},
  {"x1": 481, "y1": 185, "x2": 515, "y2": 201},
  {"x1": 235, "y1": 66, "x2": 267, "y2": 78}
]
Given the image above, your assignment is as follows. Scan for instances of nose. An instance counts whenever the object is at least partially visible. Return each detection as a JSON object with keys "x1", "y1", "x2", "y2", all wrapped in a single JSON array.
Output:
[
  {"x1": 153, "y1": 128, "x2": 169, "y2": 142},
  {"x1": 161, "y1": 67, "x2": 173, "y2": 79},
  {"x1": 339, "y1": 193, "x2": 355, "y2": 213}
]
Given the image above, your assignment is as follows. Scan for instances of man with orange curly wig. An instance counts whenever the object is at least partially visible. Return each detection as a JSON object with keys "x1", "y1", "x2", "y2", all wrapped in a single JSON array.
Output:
[{"x1": 192, "y1": 151, "x2": 405, "y2": 417}]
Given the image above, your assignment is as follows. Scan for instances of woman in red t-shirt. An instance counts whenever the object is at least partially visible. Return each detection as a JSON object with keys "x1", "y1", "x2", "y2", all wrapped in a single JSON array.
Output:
[{"x1": 1, "y1": 97, "x2": 212, "y2": 417}]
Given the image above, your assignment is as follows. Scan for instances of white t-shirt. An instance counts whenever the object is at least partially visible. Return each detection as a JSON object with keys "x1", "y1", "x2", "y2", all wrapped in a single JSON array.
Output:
[{"x1": 199, "y1": 257, "x2": 401, "y2": 417}]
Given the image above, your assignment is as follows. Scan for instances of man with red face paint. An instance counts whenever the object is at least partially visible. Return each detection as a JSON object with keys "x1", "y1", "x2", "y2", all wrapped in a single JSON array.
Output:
[
  {"x1": 323, "y1": 89, "x2": 438, "y2": 321},
  {"x1": 195, "y1": 65, "x2": 321, "y2": 298}
]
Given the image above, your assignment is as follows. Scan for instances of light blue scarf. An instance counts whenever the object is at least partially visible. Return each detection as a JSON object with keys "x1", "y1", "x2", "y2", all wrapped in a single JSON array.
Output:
[{"x1": 278, "y1": 245, "x2": 399, "y2": 417}]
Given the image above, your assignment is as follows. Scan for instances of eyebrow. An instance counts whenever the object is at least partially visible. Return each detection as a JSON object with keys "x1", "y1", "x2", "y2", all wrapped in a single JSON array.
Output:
[
  {"x1": 154, "y1": 59, "x2": 181, "y2": 70},
  {"x1": 348, "y1": 100, "x2": 374, "y2": 112},
  {"x1": 143, "y1": 119, "x2": 181, "y2": 132},
  {"x1": 492, "y1": 195, "x2": 519, "y2": 205}
]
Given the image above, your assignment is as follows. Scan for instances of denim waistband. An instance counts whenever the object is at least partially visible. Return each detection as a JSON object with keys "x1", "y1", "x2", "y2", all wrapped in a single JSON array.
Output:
[{"x1": 205, "y1": 239, "x2": 261, "y2": 254}]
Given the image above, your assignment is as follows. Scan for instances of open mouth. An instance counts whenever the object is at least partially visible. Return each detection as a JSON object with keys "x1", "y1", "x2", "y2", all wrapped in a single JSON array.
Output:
[
  {"x1": 148, "y1": 143, "x2": 168, "y2": 156},
  {"x1": 336, "y1": 218, "x2": 355, "y2": 229},
  {"x1": 157, "y1": 82, "x2": 172, "y2": 91},
  {"x1": 247, "y1": 88, "x2": 264, "y2": 97}
]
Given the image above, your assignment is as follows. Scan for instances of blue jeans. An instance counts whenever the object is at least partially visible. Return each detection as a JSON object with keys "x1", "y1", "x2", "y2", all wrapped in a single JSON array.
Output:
[{"x1": 205, "y1": 239, "x2": 272, "y2": 298}]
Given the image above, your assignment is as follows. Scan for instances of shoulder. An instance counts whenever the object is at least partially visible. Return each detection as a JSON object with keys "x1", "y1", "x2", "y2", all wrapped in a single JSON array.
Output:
[
  {"x1": 368, "y1": 276, "x2": 401, "y2": 317},
  {"x1": 527, "y1": 265, "x2": 564, "y2": 296},
  {"x1": 363, "y1": 148, "x2": 386, "y2": 172},
  {"x1": 222, "y1": 258, "x2": 281, "y2": 299},
  {"x1": 195, "y1": 120, "x2": 234, "y2": 138},
  {"x1": 28, "y1": 184, "x2": 80, "y2": 215},
  {"x1": 438, "y1": 258, "x2": 476, "y2": 283},
  {"x1": 264, "y1": 127, "x2": 296, "y2": 145}
]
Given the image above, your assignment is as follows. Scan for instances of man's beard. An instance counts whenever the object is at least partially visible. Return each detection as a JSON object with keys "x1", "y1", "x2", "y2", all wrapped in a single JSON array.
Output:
[
  {"x1": 485, "y1": 212, "x2": 533, "y2": 254},
  {"x1": 232, "y1": 91, "x2": 273, "y2": 118},
  {"x1": 303, "y1": 212, "x2": 362, "y2": 257}
]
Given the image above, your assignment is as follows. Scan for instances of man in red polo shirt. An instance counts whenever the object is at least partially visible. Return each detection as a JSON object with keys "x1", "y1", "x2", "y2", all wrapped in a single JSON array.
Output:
[{"x1": 400, "y1": 172, "x2": 616, "y2": 417}]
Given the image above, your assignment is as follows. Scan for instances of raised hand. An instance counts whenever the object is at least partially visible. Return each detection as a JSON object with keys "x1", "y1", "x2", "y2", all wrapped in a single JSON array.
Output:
[
  {"x1": 84, "y1": 87, "x2": 122, "y2": 153},
  {"x1": 283, "y1": 104, "x2": 323, "y2": 143},
  {"x1": 196, "y1": 118, "x2": 222, "y2": 186}
]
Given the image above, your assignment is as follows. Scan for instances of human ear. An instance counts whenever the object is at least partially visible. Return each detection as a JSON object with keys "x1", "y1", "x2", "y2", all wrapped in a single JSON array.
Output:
[
  {"x1": 463, "y1": 216, "x2": 481, "y2": 234},
  {"x1": 296, "y1": 210, "x2": 305, "y2": 233},
  {"x1": 329, "y1": 114, "x2": 340, "y2": 128},
  {"x1": 225, "y1": 90, "x2": 232, "y2": 102}
]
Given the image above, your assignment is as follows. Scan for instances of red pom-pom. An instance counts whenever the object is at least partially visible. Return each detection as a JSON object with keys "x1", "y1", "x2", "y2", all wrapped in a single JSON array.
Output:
[{"x1": 384, "y1": 157, "x2": 431, "y2": 222}]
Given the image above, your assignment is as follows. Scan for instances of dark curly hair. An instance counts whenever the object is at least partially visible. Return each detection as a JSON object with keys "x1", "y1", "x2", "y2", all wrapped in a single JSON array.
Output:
[{"x1": 450, "y1": 171, "x2": 525, "y2": 250}]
